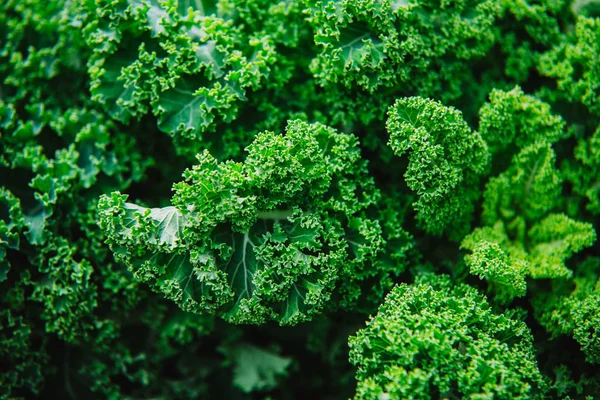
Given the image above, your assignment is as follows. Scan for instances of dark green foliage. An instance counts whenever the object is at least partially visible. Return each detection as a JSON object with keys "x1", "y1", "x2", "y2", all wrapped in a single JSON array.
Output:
[
  {"x1": 2, "y1": 0, "x2": 600, "y2": 398},
  {"x1": 98, "y1": 120, "x2": 412, "y2": 324},
  {"x1": 387, "y1": 96, "x2": 490, "y2": 239}
]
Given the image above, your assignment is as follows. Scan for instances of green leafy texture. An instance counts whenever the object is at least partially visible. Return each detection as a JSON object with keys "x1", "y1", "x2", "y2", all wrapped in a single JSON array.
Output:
[
  {"x1": 538, "y1": 16, "x2": 600, "y2": 116},
  {"x1": 62, "y1": 299, "x2": 216, "y2": 400},
  {"x1": 85, "y1": 0, "x2": 272, "y2": 125},
  {"x1": 83, "y1": 0, "x2": 315, "y2": 160},
  {"x1": 0, "y1": 188, "x2": 23, "y2": 282},
  {"x1": 533, "y1": 258, "x2": 600, "y2": 364},
  {"x1": 0, "y1": 0, "x2": 195, "y2": 397},
  {"x1": 478, "y1": 86, "x2": 566, "y2": 156},
  {"x1": 219, "y1": 343, "x2": 292, "y2": 393},
  {"x1": 0, "y1": 268, "x2": 48, "y2": 398},
  {"x1": 562, "y1": 126, "x2": 600, "y2": 215},
  {"x1": 462, "y1": 89, "x2": 594, "y2": 301},
  {"x1": 349, "y1": 275, "x2": 547, "y2": 399},
  {"x1": 4, "y1": 0, "x2": 600, "y2": 397},
  {"x1": 546, "y1": 364, "x2": 600, "y2": 399},
  {"x1": 0, "y1": 103, "x2": 153, "y2": 342},
  {"x1": 496, "y1": 0, "x2": 569, "y2": 82},
  {"x1": 527, "y1": 213, "x2": 596, "y2": 279},
  {"x1": 461, "y1": 229, "x2": 529, "y2": 303},
  {"x1": 305, "y1": 0, "x2": 500, "y2": 95},
  {"x1": 0, "y1": 241, "x2": 49, "y2": 398},
  {"x1": 462, "y1": 140, "x2": 596, "y2": 301},
  {"x1": 448, "y1": 0, "x2": 570, "y2": 123},
  {"x1": 99, "y1": 120, "x2": 413, "y2": 325},
  {"x1": 1, "y1": 0, "x2": 88, "y2": 339},
  {"x1": 463, "y1": 213, "x2": 596, "y2": 291},
  {"x1": 0, "y1": 312, "x2": 47, "y2": 398},
  {"x1": 482, "y1": 142, "x2": 561, "y2": 225},
  {"x1": 386, "y1": 96, "x2": 490, "y2": 239}
]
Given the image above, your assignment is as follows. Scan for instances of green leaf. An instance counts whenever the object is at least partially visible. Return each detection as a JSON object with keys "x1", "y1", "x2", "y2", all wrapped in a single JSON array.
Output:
[
  {"x1": 461, "y1": 230, "x2": 528, "y2": 303},
  {"x1": 122, "y1": 203, "x2": 187, "y2": 248},
  {"x1": 528, "y1": 214, "x2": 596, "y2": 279},
  {"x1": 23, "y1": 205, "x2": 52, "y2": 246},
  {"x1": 478, "y1": 86, "x2": 566, "y2": 155},
  {"x1": 99, "y1": 120, "x2": 408, "y2": 324},
  {"x1": 220, "y1": 343, "x2": 292, "y2": 393},
  {"x1": 349, "y1": 275, "x2": 547, "y2": 399},
  {"x1": 387, "y1": 96, "x2": 490, "y2": 239},
  {"x1": 155, "y1": 76, "x2": 214, "y2": 139},
  {"x1": 482, "y1": 142, "x2": 561, "y2": 226},
  {"x1": 563, "y1": 126, "x2": 600, "y2": 215}
]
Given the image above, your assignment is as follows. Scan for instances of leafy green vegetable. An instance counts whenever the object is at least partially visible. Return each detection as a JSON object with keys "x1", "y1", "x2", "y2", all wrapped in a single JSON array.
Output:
[
  {"x1": 533, "y1": 257, "x2": 600, "y2": 364},
  {"x1": 349, "y1": 275, "x2": 547, "y2": 399},
  {"x1": 539, "y1": 16, "x2": 600, "y2": 116},
  {"x1": 306, "y1": 0, "x2": 500, "y2": 97},
  {"x1": 387, "y1": 96, "x2": 489, "y2": 239},
  {"x1": 478, "y1": 86, "x2": 566, "y2": 157},
  {"x1": 99, "y1": 120, "x2": 412, "y2": 324},
  {"x1": 2, "y1": 0, "x2": 600, "y2": 398},
  {"x1": 220, "y1": 343, "x2": 292, "y2": 393},
  {"x1": 563, "y1": 126, "x2": 600, "y2": 214}
]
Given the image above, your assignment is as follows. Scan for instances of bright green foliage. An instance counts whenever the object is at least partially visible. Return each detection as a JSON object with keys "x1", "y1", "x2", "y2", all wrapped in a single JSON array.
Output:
[
  {"x1": 349, "y1": 275, "x2": 547, "y2": 399},
  {"x1": 461, "y1": 89, "x2": 595, "y2": 303},
  {"x1": 462, "y1": 212, "x2": 596, "y2": 299},
  {"x1": 533, "y1": 257, "x2": 600, "y2": 364},
  {"x1": 482, "y1": 142, "x2": 562, "y2": 224},
  {"x1": 528, "y1": 213, "x2": 596, "y2": 278},
  {"x1": 99, "y1": 120, "x2": 412, "y2": 324},
  {"x1": 387, "y1": 96, "x2": 490, "y2": 239},
  {"x1": 84, "y1": 0, "x2": 275, "y2": 155},
  {"x1": 462, "y1": 139, "x2": 595, "y2": 300},
  {"x1": 497, "y1": 0, "x2": 569, "y2": 81},
  {"x1": 83, "y1": 0, "x2": 317, "y2": 160},
  {"x1": 0, "y1": 0, "x2": 220, "y2": 397},
  {"x1": 305, "y1": 0, "x2": 500, "y2": 95},
  {"x1": 3, "y1": 0, "x2": 600, "y2": 398},
  {"x1": 539, "y1": 16, "x2": 600, "y2": 115},
  {"x1": 563, "y1": 126, "x2": 600, "y2": 214},
  {"x1": 478, "y1": 86, "x2": 566, "y2": 155},
  {"x1": 0, "y1": 0, "x2": 151, "y2": 345},
  {"x1": 461, "y1": 227, "x2": 529, "y2": 303}
]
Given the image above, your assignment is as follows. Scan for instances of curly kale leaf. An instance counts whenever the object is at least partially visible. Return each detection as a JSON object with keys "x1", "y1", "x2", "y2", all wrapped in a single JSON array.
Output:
[
  {"x1": 482, "y1": 142, "x2": 561, "y2": 226},
  {"x1": 386, "y1": 96, "x2": 490, "y2": 239},
  {"x1": 497, "y1": 0, "x2": 569, "y2": 81},
  {"x1": 563, "y1": 126, "x2": 600, "y2": 215},
  {"x1": 528, "y1": 214, "x2": 596, "y2": 279},
  {"x1": 349, "y1": 275, "x2": 547, "y2": 399},
  {"x1": 461, "y1": 227, "x2": 529, "y2": 303},
  {"x1": 462, "y1": 213, "x2": 596, "y2": 303},
  {"x1": 83, "y1": 0, "x2": 314, "y2": 160},
  {"x1": 533, "y1": 257, "x2": 600, "y2": 364},
  {"x1": 305, "y1": 0, "x2": 500, "y2": 95},
  {"x1": 462, "y1": 139, "x2": 595, "y2": 301},
  {"x1": 99, "y1": 120, "x2": 412, "y2": 325},
  {"x1": 478, "y1": 86, "x2": 566, "y2": 157},
  {"x1": 461, "y1": 89, "x2": 595, "y2": 302},
  {"x1": 539, "y1": 16, "x2": 600, "y2": 116},
  {"x1": 85, "y1": 0, "x2": 276, "y2": 132}
]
